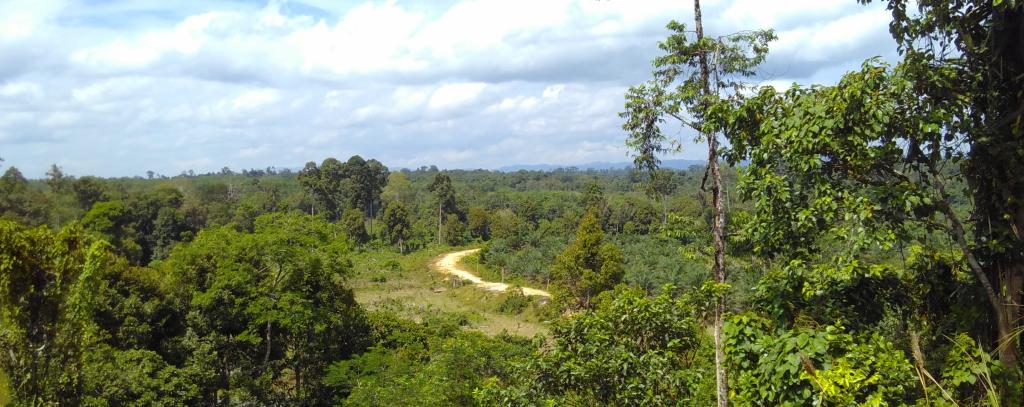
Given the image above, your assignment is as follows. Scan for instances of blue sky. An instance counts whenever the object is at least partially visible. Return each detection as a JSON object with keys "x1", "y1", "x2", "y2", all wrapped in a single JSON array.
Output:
[{"x1": 0, "y1": 0, "x2": 897, "y2": 177}]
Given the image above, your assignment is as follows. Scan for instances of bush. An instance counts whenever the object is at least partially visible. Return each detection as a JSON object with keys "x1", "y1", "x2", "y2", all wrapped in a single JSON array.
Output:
[
  {"x1": 497, "y1": 287, "x2": 531, "y2": 314},
  {"x1": 476, "y1": 286, "x2": 713, "y2": 405}
]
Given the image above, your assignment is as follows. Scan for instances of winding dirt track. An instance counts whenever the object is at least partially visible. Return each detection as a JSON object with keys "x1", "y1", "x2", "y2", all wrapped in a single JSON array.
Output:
[{"x1": 433, "y1": 248, "x2": 551, "y2": 297}]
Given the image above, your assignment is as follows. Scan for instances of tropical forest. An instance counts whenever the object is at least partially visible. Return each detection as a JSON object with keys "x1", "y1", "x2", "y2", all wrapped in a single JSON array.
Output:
[{"x1": 1, "y1": 0, "x2": 1022, "y2": 405}]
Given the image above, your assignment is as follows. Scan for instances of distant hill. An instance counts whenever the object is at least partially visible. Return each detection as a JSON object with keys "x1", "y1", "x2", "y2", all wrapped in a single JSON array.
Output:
[{"x1": 496, "y1": 159, "x2": 706, "y2": 172}]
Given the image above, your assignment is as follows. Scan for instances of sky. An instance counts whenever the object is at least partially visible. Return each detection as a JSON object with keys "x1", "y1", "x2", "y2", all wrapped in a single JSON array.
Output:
[{"x1": 0, "y1": 0, "x2": 898, "y2": 178}]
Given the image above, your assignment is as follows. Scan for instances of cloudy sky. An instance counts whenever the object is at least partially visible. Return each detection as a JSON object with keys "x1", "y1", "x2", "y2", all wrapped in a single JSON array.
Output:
[{"x1": 0, "y1": 0, "x2": 897, "y2": 177}]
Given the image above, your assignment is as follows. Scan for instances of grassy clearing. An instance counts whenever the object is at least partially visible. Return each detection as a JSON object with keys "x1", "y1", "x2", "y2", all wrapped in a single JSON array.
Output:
[
  {"x1": 350, "y1": 246, "x2": 549, "y2": 338},
  {"x1": 458, "y1": 251, "x2": 532, "y2": 287}
]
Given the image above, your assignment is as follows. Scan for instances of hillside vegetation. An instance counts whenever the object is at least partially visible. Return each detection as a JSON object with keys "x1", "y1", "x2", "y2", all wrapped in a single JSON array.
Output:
[{"x1": 1, "y1": 1, "x2": 1023, "y2": 405}]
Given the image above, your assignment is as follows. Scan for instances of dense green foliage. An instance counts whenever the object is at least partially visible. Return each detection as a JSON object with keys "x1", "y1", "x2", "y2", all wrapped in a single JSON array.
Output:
[
  {"x1": 2, "y1": 1, "x2": 1022, "y2": 404},
  {"x1": 550, "y1": 211, "x2": 624, "y2": 309},
  {"x1": 476, "y1": 286, "x2": 713, "y2": 405}
]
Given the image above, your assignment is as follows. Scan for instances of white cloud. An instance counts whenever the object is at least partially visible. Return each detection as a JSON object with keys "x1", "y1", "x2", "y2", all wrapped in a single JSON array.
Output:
[
  {"x1": 428, "y1": 82, "x2": 487, "y2": 111},
  {"x1": 231, "y1": 88, "x2": 279, "y2": 111},
  {"x1": 40, "y1": 111, "x2": 78, "y2": 127},
  {"x1": 542, "y1": 84, "x2": 564, "y2": 100},
  {"x1": 719, "y1": 0, "x2": 851, "y2": 29},
  {"x1": 0, "y1": 0, "x2": 897, "y2": 176},
  {"x1": 0, "y1": 82, "x2": 44, "y2": 100},
  {"x1": 488, "y1": 96, "x2": 540, "y2": 113},
  {"x1": 0, "y1": 0, "x2": 64, "y2": 39},
  {"x1": 772, "y1": 8, "x2": 891, "y2": 63}
]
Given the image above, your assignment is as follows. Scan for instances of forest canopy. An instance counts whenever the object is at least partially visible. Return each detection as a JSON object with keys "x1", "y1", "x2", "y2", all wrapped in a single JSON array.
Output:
[{"x1": 1, "y1": 0, "x2": 1022, "y2": 405}]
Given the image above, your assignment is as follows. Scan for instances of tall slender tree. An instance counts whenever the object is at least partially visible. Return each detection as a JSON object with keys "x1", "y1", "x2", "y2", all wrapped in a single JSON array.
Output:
[
  {"x1": 339, "y1": 155, "x2": 389, "y2": 235},
  {"x1": 621, "y1": 3, "x2": 773, "y2": 405},
  {"x1": 381, "y1": 200, "x2": 411, "y2": 253},
  {"x1": 428, "y1": 173, "x2": 457, "y2": 245},
  {"x1": 647, "y1": 168, "x2": 677, "y2": 226}
]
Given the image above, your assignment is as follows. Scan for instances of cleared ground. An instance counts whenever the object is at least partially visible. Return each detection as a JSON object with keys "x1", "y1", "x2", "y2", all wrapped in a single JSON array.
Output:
[
  {"x1": 433, "y1": 248, "x2": 551, "y2": 297},
  {"x1": 350, "y1": 247, "x2": 549, "y2": 338}
]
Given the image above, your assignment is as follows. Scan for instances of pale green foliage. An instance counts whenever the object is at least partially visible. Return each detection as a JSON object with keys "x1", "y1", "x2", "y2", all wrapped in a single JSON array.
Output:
[{"x1": 381, "y1": 172, "x2": 415, "y2": 208}]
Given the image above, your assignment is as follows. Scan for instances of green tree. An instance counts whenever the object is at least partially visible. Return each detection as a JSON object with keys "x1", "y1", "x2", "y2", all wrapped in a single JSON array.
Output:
[
  {"x1": 621, "y1": 3, "x2": 773, "y2": 401},
  {"x1": 297, "y1": 158, "x2": 346, "y2": 220},
  {"x1": 339, "y1": 155, "x2": 389, "y2": 234},
  {"x1": 329, "y1": 314, "x2": 530, "y2": 407},
  {"x1": 381, "y1": 171, "x2": 415, "y2": 209},
  {"x1": 476, "y1": 286, "x2": 710, "y2": 405},
  {"x1": 724, "y1": 314, "x2": 915, "y2": 405},
  {"x1": 488, "y1": 208, "x2": 524, "y2": 245},
  {"x1": 44, "y1": 163, "x2": 68, "y2": 194},
  {"x1": 0, "y1": 167, "x2": 48, "y2": 226},
  {"x1": 582, "y1": 180, "x2": 606, "y2": 212},
  {"x1": 342, "y1": 209, "x2": 369, "y2": 244},
  {"x1": 875, "y1": 0, "x2": 1024, "y2": 368},
  {"x1": 467, "y1": 206, "x2": 489, "y2": 240},
  {"x1": 167, "y1": 213, "x2": 369, "y2": 404},
  {"x1": 441, "y1": 214, "x2": 466, "y2": 246},
  {"x1": 550, "y1": 211, "x2": 623, "y2": 308},
  {"x1": 727, "y1": 0, "x2": 1024, "y2": 369},
  {"x1": 648, "y1": 168, "x2": 677, "y2": 226},
  {"x1": 82, "y1": 200, "x2": 143, "y2": 263},
  {"x1": 428, "y1": 173, "x2": 457, "y2": 245},
  {"x1": 71, "y1": 176, "x2": 106, "y2": 210},
  {"x1": 381, "y1": 200, "x2": 411, "y2": 253},
  {"x1": 0, "y1": 221, "x2": 107, "y2": 405},
  {"x1": 81, "y1": 347, "x2": 199, "y2": 406}
]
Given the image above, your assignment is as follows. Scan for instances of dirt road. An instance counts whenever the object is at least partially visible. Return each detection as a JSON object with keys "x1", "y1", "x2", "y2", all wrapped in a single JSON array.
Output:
[{"x1": 433, "y1": 248, "x2": 551, "y2": 297}]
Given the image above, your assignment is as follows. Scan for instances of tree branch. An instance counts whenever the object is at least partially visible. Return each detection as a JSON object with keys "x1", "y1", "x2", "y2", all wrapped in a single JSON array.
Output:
[{"x1": 926, "y1": 161, "x2": 1004, "y2": 319}]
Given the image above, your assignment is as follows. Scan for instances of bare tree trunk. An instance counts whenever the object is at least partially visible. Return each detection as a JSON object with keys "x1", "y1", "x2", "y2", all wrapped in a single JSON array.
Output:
[
  {"x1": 437, "y1": 204, "x2": 443, "y2": 245},
  {"x1": 694, "y1": 1, "x2": 729, "y2": 405}
]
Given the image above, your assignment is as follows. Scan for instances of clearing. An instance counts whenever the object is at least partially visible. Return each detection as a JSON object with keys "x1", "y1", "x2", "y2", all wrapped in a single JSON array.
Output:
[
  {"x1": 351, "y1": 247, "x2": 550, "y2": 337},
  {"x1": 433, "y1": 248, "x2": 551, "y2": 297}
]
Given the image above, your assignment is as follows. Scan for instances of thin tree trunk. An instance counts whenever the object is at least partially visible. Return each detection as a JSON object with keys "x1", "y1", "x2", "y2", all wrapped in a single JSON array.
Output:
[
  {"x1": 662, "y1": 193, "x2": 669, "y2": 226},
  {"x1": 997, "y1": 261, "x2": 1023, "y2": 366},
  {"x1": 367, "y1": 198, "x2": 374, "y2": 236},
  {"x1": 694, "y1": 0, "x2": 729, "y2": 405},
  {"x1": 930, "y1": 164, "x2": 1021, "y2": 367},
  {"x1": 222, "y1": 356, "x2": 231, "y2": 406},
  {"x1": 437, "y1": 204, "x2": 443, "y2": 245},
  {"x1": 295, "y1": 365, "x2": 301, "y2": 401},
  {"x1": 263, "y1": 320, "x2": 272, "y2": 366}
]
